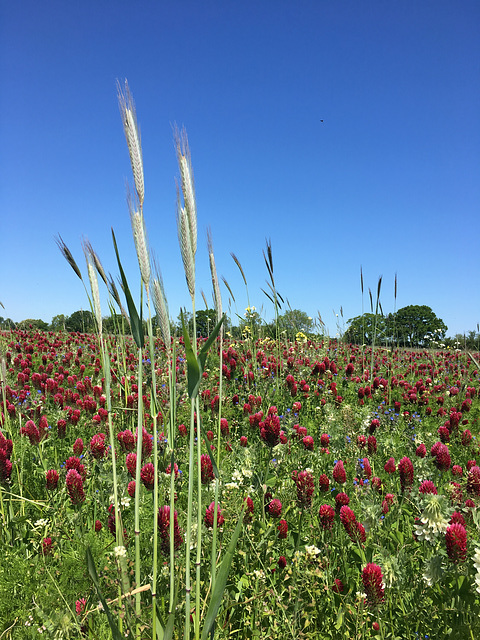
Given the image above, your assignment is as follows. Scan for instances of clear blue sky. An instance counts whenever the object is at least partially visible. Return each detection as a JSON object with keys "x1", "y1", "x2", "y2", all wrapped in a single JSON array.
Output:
[{"x1": 1, "y1": 0, "x2": 479, "y2": 337}]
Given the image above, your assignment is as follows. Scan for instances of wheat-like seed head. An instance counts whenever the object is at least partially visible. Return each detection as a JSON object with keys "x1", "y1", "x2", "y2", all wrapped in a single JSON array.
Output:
[
  {"x1": 231, "y1": 252, "x2": 247, "y2": 287},
  {"x1": 130, "y1": 209, "x2": 151, "y2": 288},
  {"x1": 55, "y1": 234, "x2": 83, "y2": 281},
  {"x1": 117, "y1": 79, "x2": 144, "y2": 209},
  {"x1": 83, "y1": 247, "x2": 102, "y2": 335},
  {"x1": 221, "y1": 276, "x2": 236, "y2": 303},
  {"x1": 83, "y1": 240, "x2": 108, "y2": 287},
  {"x1": 174, "y1": 126, "x2": 197, "y2": 257},
  {"x1": 152, "y1": 277, "x2": 171, "y2": 350},
  {"x1": 176, "y1": 189, "x2": 195, "y2": 300},
  {"x1": 207, "y1": 229, "x2": 222, "y2": 325}
]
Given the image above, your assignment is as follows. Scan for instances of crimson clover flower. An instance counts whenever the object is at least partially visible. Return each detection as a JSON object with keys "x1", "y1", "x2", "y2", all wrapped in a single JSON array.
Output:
[
  {"x1": 384, "y1": 457, "x2": 396, "y2": 474},
  {"x1": 46, "y1": 469, "x2": 59, "y2": 491},
  {"x1": 200, "y1": 454, "x2": 215, "y2": 485},
  {"x1": 296, "y1": 470, "x2": 314, "y2": 508},
  {"x1": 267, "y1": 498, "x2": 282, "y2": 519},
  {"x1": 277, "y1": 519, "x2": 288, "y2": 538},
  {"x1": 204, "y1": 501, "x2": 225, "y2": 529},
  {"x1": 140, "y1": 462, "x2": 155, "y2": 490},
  {"x1": 90, "y1": 433, "x2": 106, "y2": 459},
  {"x1": 362, "y1": 563, "x2": 385, "y2": 605},
  {"x1": 318, "y1": 474, "x2": 330, "y2": 492},
  {"x1": 158, "y1": 505, "x2": 183, "y2": 555},
  {"x1": 445, "y1": 523, "x2": 467, "y2": 564},
  {"x1": 66, "y1": 469, "x2": 85, "y2": 505},
  {"x1": 398, "y1": 456, "x2": 414, "y2": 492},
  {"x1": 332, "y1": 460, "x2": 346, "y2": 484},
  {"x1": 318, "y1": 504, "x2": 335, "y2": 530}
]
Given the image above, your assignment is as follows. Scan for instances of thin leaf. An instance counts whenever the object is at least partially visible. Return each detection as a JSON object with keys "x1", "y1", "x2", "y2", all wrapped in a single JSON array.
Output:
[
  {"x1": 201, "y1": 504, "x2": 245, "y2": 640},
  {"x1": 261, "y1": 288, "x2": 275, "y2": 305},
  {"x1": 86, "y1": 547, "x2": 123, "y2": 640},
  {"x1": 198, "y1": 314, "x2": 225, "y2": 373},
  {"x1": 112, "y1": 228, "x2": 144, "y2": 349}
]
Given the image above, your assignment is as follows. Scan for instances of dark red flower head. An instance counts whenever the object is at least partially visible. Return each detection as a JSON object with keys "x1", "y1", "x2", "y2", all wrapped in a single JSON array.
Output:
[
  {"x1": 445, "y1": 523, "x2": 467, "y2": 564},
  {"x1": 140, "y1": 462, "x2": 155, "y2": 490},
  {"x1": 319, "y1": 504, "x2": 335, "y2": 530},
  {"x1": 333, "y1": 460, "x2": 346, "y2": 484},
  {"x1": 296, "y1": 470, "x2": 315, "y2": 508},
  {"x1": 46, "y1": 469, "x2": 59, "y2": 491},
  {"x1": 362, "y1": 563, "x2": 385, "y2": 605},
  {"x1": 398, "y1": 457, "x2": 414, "y2": 492}
]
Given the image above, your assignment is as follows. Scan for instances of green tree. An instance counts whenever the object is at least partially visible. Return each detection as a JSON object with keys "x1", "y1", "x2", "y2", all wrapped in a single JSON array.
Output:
[
  {"x1": 277, "y1": 309, "x2": 314, "y2": 339},
  {"x1": 391, "y1": 305, "x2": 447, "y2": 348},
  {"x1": 195, "y1": 309, "x2": 217, "y2": 338},
  {"x1": 103, "y1": 313, "x2": 127, "y2": 335},
  {"x1": 65, "y1": 310, "x2": 95, "y2": 333},
  {"x1": 50, "y1": 314, "x2": 67, "y2": 331},
  {"x1": 176, "y1": 310, "x2": 194, "y2": 335},
  {"x1": 18, "y1": 318, "x2": 49, "y2": 331},
  {"x1": 344, "y1": 313, "x2": 387, "y2": 345},
  {"x1": 0, "y1": 317, "x2": 15, "y2": 330}
]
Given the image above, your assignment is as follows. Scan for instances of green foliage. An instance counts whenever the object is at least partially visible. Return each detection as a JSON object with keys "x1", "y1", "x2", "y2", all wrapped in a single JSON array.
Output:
[
  {"x1": 17, "y1": 318, "x2": 49, "y2": 331},
  {"x1": 344, "y1": 312, "x2": 387, "y2": 345},
  {"x1": 345, "y1": 305, "x2": 448, "y2": 347},
  {"x1": 50, "y1": 314, "x2": 67, "y2": 331},
  {"x1": 194, "y1": 309, "x2": 217, "y2": 338},
  {"x1": 265, "y1": 309, "x2": 314, "y2": 339},
  {"x1": 392, "y1": 304, "x2": 447, "y2": 347},
  {"x1": 0, "y1": 316, "x2": 16, "y2": 330},
  {"x1": 65, "y1": 309, "x2": 95, "y2": 333}
]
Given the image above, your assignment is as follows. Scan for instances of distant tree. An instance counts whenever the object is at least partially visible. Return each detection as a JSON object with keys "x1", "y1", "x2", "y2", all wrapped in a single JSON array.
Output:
[
  {"x1": 277, "y1": 309, "x2": 314, "y2": 339},
  {"x1": 344, "y1": 313, "x2": 387, "y2": 345},
  {"x1": 103, "y1": 314, "x2": 127, "y2": 335},
  {"x1": 18, "y1": 318, "x2": 49, "y2": 331},
  {"x1": 50, "y1": 314, "x2": 67, "y2": 331},
  {"x1": 0, "y1": 316, "x2": 15, "y2": 330},
  {"x1": 391, "y1": 305, "x2": 447, "y2": 348},
  {"x1": 176, "y1": 310, "x2": 194, "y2": 335},
  {"x1": 65, "y1": 310, "x2": 95, "y2": 333},
  {"x1": 195, "y1": 309, "x2": 218, "y2": 338},
  {"x1": 445, "y1": 330, "x2": 480, "y2": 351}
]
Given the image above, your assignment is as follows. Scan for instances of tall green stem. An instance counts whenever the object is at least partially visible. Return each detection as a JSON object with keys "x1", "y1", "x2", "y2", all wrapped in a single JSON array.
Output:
[{"x1": 134, "y1": 349, "x2": 144, "y2": 635}]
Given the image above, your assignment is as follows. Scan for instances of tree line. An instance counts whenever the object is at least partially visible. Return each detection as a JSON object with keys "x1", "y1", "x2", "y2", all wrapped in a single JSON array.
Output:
[{"x1": 1, "y1": 305, "x2": 479, "y2": 350}]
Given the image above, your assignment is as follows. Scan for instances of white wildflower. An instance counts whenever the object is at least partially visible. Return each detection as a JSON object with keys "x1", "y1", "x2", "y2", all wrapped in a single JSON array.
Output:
[
  {"x1": 232, "y1": 469, "x2": 243, "y2": 483},
  {"x1": 114, "y1": 545, "x2": 127, "y2": 558},
  {"x1": 305, "y1": 545, "x2": 321, "y2": 557},
  {"x1": 34, "y1": 519, "x2": 49, "y2": 528}
]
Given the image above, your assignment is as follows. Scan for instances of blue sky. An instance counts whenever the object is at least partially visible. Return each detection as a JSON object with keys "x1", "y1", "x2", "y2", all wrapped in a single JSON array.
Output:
[{"x1": 1, "y1": 0, "x2": 479, "y2": 337}]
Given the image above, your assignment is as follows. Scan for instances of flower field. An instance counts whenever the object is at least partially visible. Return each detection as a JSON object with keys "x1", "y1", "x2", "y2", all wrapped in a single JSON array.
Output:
[{"x1": 1, "y1": 327, "x2": 480, "y2": 639}]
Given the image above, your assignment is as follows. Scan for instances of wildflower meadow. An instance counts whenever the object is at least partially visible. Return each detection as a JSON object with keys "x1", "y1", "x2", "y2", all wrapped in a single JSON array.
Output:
[{"x1": 1, "y1": 82, "x2": 479, "y2": 640}]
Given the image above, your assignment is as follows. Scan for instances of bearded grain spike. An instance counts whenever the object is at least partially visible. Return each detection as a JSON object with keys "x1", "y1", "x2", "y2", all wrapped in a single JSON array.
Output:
[
  {"x1": 176, "y1": 189, "x2": 195, "y2": 300},
  {"x1": 174, "y1": 125, "x2": 197, "y2": 257},
  {"x1": 230, "y1": 253, "x2": 247, "y2": 287},
  {"x1": 83, "y1": 243, "x2": 102, "y2": 335},
  {"x1": 84, "y1": 240, "x2": 108, "y2": 286},
  {"x1": 117, "y1": 79, "x2": 144, "y2": 209},
  {"x1": 55, "y1": 234, "x2": 83, "y2": 281},
  {"x1": 221, "y1": 276, "x2": 236, "y2": 303},
  {"x1": 207, "y1": 228, "x2": 223, "y2": 325},
  {"x1": 151, "y1": 261, "x2": 171, "y2": 349}
]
